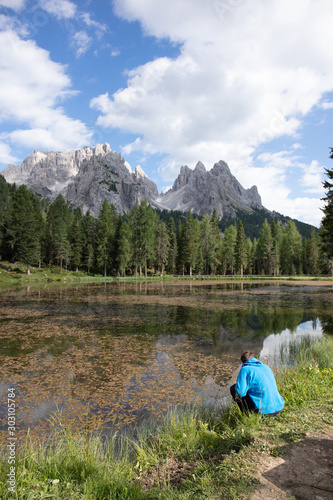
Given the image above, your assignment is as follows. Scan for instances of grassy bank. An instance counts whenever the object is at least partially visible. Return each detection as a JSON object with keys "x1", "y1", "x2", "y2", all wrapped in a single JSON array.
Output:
[
  {"x1": 0, "y1": 337, "x2": 332, "y2": 499},
  {"x1": 1, "y1": 260, "x2": 332, "y2": 286}
]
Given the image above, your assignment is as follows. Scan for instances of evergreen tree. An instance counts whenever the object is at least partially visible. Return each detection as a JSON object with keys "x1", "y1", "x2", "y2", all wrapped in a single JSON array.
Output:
[
  {"x1": 256, "y1": 219, "x2": 273, "y2": 275},
  {"x1": 129, "y1": 204, "x2": 142, "y2": 276},
  {"x1": 235, "y1": 221, "x2": 247, "y2": 276},
  {"x1": 280, "y1": 221, "x2": 303, "y2": 275},
  {"x1": 176, "y1": 220, "x2": 185, "y2": 275},
  {"x1": 182, "y1": 211, "x2": 199, "y2": 276},
  {"x1": 271, "y1": 220, "x2": 283, "y2": 276},
  {"x1": 200, "y1": 214, "x2": 220, "y2": 274},
  {"x1": 221, "y1": 224, "x2": 237, "y2": 275},
  {"x1": 0, "y1": 175, "x2": 13, "y2": 260},
  {"x1": 46, "y1": 195, "x2": 71, "y2": 271},
  {"x1": 155, "y1": 220, "x2": 169, "y2": 276},
  {"x1": 320, "y1": 148, "x2": 333, "y2": 273},
  {"x1": 117, "y1": 219, "x2": 132, "y2": 276},
  {"x1": 166, "y1": 217, "x2": 178, "y2": 274},
  {"x1": 303, "y1": 227, "x2": 319, "y2": 275},
  {"x1": 70, "y1": 208, "x2": 84, "y2": 271},
  {"x1": 82, "y1": 211, "x2": 96, "y2": 273},
  {"x1": 95, "y1": 199, "x2": 116, "y2": 277},
  {"x1": 10, "y1": 185, "x2": 43, "y2": 274}
]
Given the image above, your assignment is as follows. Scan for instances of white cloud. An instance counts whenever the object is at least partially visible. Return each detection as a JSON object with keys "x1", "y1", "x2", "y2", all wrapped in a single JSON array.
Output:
[
  {"x1": 321, "y1": 101, "x2": 333, "y2": 110},
  {"x1": 0, "y1": 0, "x2": 25, "y2": 10},
  {"x1": 71, "y1": 30, "x2": 92, "y2": 57},
  {"x1": 38, "y1": 0, "x2": 76, "y2": 19},
  {"x1": 91, "y1": 0, "x2": 333, "y2": 224},
  {"x1": 0, "y1": 140, "x2": 19, "y2": 164},
  {"x1": 81, "y1": 12, "x2": 107, "y2": 33},
  {"x1": 0, "y1": 29, "x2": 92, "y2": 157}
]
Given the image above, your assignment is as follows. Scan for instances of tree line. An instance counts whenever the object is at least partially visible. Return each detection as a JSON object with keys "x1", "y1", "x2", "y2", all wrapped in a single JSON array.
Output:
[{"x1": 0, "y1": 158, "x2": 332, "y2": 277}]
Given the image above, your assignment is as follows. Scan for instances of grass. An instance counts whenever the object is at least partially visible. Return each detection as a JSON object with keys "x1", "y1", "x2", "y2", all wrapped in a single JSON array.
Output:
[
  {"x1": 0, "y1": 338, "x2": 332, "y2": 499},
  {"x1": 1, "y1": 260, "x2": 332, "y2": 286}
]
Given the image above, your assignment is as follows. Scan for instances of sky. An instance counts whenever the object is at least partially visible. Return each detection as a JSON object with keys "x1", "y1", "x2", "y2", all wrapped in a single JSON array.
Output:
[{"x1": 0, "y1": 0, "x2": 333, "y2": 227}]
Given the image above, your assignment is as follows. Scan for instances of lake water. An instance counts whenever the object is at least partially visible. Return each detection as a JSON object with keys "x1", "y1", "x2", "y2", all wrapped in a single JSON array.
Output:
[{"x1": 0, "y1": 280, "x2": 332, "y2": 438}]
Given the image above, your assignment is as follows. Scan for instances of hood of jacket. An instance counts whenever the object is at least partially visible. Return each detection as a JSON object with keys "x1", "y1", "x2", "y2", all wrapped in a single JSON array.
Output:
[{"x1": 243, "y1": 358, "x2": 262, "y2": 367}]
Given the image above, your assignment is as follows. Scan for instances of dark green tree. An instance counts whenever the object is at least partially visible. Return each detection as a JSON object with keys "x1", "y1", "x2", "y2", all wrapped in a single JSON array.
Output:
[
  {"x1": 95, "y1": 199, "x2": 116, "y2": 277},
  {"x1": 155, "y1": 220, "x2": 169, "y2": 276},
  {"x1": 82, "y1": 211, "x2": 96, "y2": 273},
  {"x1": 166, "y1": 217, "x2": 178, "y2": 274},
  {"x1": 117, "y1": 219, "x2": 132, "y2": 276},
  {"x1": 235, "y1": 221, "x2": 247, "y2": 276},
  {"x1": 182, "y1": 211, "x2": 199, "y2": 276},
  {"x1": 320, "y1": 148, "x2": 333, "y2": 273},
  {"x1": 70, "y1": 208, "x2": 84, "y2": 272},
  {"x1": 46, "y1": 195, "x2": 71, "y2": 271},
  {"x1": 280, "y1": 221, "x2": 303, "y2": 275},
  {"x1": 256, "y1": 219, "x2": 273, "y2": 275},
  {"x1": 220, "y1": 223, "x2": 237, "y2": 275},
  {"x1": 10, "y1": 185, "x2": 43, "y2": 274},
  {"x1": 303, "y1": 227, "x2": 319, "y2": 275}
]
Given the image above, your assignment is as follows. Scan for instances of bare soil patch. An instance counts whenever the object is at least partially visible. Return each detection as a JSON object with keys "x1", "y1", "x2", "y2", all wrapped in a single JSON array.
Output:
[{"x1": 250, "y1": 428, "x2": 333, "y2": 500}]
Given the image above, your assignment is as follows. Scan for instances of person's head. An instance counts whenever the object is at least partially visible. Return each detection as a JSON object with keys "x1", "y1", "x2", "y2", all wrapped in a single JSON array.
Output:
[{"x1": 241, "y1": 351, "x2": 254, "y2": 363}]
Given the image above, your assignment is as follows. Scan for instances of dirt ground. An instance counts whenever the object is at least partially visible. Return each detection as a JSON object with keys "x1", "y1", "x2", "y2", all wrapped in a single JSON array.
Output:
[{"x1": 249, "y1": 428, "x2": 333, "y2": 500}]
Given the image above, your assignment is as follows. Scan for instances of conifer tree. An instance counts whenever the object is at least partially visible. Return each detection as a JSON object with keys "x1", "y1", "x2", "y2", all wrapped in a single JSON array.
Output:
[
  {"x1": 235, "y1": 221, "x2": 247, "y2": 276},
  {"x1": 166, "y1": 217, "x2": 178, "y2": 274},
  {"x1": 70, "y1": 208, "x2": 84, "y2": 272},
  {"x1": 182, "y1": 211, "x2": 199, "y2": 276},
  {"x1": 95, "y1": 199, "x2": 116, "y2": 277},
  {"x1": 10, "y1": 185, "x2": 43, "y2": 274},
  {"x1": 256, "y1": 219, "x2": 273, "y2": 275},
  {"x1": 117, "y1": 219, "x2": 132, "y2": 276},
  {"x1": 221, "y1": 223, "x2": 237, "y2": 275},
  {"x1": 320, "y1": 148, "x2": 333, "y2": 273},
  {"x1": 303, "y1": 227, "x2": 319, "y2": 275},
  {"x1": 155, "y1": 220, "x2": 169, "y2": 276},
  {"x1": 46, "y1": 194, "x2": 72, "y2": 271},
  {"x1": 82, "y1": 211, "x2": 96, "y2": 273},
  {"x1": 280, "y1": 221, "x2": 303, "y2": 275}
]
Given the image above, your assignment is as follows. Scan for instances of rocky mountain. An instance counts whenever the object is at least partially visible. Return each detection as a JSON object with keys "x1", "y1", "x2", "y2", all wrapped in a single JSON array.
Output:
[
  {"x1": 2, "y1": 143, "x2": 262, "y2": 219},
  {"x1": 154, "y1": 160, "x2": 262, "y2": 219}
]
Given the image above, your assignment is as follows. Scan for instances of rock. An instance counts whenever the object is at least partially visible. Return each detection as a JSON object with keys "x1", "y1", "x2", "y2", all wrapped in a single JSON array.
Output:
[{"x1": 2, "y1": 144, "x2": 262, "y2": 220}]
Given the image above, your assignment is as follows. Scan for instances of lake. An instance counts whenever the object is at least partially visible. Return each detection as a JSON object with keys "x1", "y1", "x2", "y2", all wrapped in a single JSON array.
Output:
[{"x1": 0, "y1": 280, "x2": 332, "y2": 439}]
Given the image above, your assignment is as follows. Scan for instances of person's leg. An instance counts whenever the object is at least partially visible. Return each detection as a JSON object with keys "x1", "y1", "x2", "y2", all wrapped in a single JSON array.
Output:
[{"x1": 230, "y1": 384, "x2": 257, "y2": 413}]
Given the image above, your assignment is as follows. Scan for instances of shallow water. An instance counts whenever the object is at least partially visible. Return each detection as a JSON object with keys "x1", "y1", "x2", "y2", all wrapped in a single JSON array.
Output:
[{"x1": 0, "y1": 281, "x2": 332, "y2": 437}]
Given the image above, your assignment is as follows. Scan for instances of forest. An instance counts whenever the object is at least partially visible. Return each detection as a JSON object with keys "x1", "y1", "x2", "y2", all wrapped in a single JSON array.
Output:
[{"x1": 0, "y1": 167, "x2": 332, "y2": 277}]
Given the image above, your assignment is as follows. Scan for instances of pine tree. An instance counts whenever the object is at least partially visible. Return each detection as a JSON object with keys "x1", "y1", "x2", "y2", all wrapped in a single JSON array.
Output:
[
  {"x1": 70, "y1": 208, "x2": 84, "y2": 272},
  {"x1": 117, "y1": 220, "x2": 132, "y2": 276},
  {"x1": 46, "y1": 195, "x2": 71, "y2": 271},
  {"x1": 155, "y1": 220, "x2": 169, "y2": 276},
  {"x1": 235, "y1": 221, "x2": 247, "y2": 276},
  {"x1": 95, "y1": 199, "x2": 116, "y2": 277},
  {"x1": 166, "y1": 217, "x2": 178, "y2": 274},
  {"x1": 303, "y1": 227, "x2": 319, "y2": 275},
  {"x1": 320, "y1": 148, "x2": 333, "y2": 273},
  {"x1": 221, "y1": 224, "x2": 237, "y2": 275},
  {"x1": 280, "y1": 221, "x2": 303, "y2": 275},
  {"x1": 200, "y1": 214, "x2": 220, "y2": 275},
  {"x1": 82, "y1": 211, "x2": 96, "y2": 273},
  {"x1": 10, "y1": 185, "x2": 43, "y2": 274},
  {"x1": 182, "y1": 211, "x2": 199, "y2": 276},
  {"x1": 256, "y1": 219, "x2": 273, "y2": 275},
  {"x1": 0, "y1": 175, "x2": 12, "y2": 260}
]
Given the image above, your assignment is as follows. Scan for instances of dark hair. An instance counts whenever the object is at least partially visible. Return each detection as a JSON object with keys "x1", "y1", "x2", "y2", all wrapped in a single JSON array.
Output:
[{"x1": 241, "y1": 351, "x2": 254, "y2": 363}]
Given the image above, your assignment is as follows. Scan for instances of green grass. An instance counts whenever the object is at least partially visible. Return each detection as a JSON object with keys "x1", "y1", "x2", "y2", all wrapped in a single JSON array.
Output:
[{"x1": 0, "y1": 338, "x2": 332, "y2": 499}]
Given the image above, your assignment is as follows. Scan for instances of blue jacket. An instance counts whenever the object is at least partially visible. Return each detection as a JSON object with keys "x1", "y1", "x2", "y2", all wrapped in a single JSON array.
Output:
[{"x1": 235, "y1": 358, "x2": 284, "y2": 414}]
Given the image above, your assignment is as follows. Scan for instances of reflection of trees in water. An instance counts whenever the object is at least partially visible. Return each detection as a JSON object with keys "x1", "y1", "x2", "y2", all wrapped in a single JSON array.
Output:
[
  {"x1": 320, "y1": 315, "x2": 333, "y2": 335},
  {"x1": 220, "y1": 307, "x2": 322, "y2": 339}
]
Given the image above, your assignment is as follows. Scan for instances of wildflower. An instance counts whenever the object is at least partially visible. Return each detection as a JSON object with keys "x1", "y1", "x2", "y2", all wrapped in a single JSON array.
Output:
[
  {"x1": 142, "y1": 485, "x2": 147, "y2": 489},
  {"x1": 52, "y1": 479, "x2": 60, "y2": 485}
]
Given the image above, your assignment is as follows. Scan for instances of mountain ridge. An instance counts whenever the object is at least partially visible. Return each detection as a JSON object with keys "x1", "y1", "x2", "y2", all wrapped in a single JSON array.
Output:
[{"x1": 3, "y1": 142, "x2": 263, "y2": 220}]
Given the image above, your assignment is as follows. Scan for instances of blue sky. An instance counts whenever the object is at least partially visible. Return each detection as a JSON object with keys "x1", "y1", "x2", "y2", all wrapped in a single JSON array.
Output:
[{"x1": 0, "y1": 0, "x2": 333, "y2": 226}]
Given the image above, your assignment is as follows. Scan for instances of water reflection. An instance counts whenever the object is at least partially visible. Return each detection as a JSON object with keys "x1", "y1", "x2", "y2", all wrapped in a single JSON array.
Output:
[{"x1": 0, "y1": 281, "x2": 332, "y2": 438}]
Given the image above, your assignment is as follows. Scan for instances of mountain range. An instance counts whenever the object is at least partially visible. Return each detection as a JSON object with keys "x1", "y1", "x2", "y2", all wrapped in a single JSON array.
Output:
[{"x1": 2, "y1": 143, "x2": 263, "y2": 221}]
